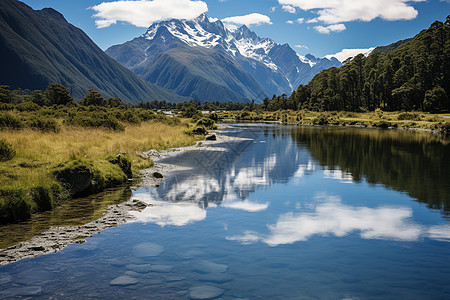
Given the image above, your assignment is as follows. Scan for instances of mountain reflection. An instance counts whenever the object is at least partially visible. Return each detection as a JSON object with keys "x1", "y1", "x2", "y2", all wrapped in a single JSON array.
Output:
[
  {"x1": 139, "y1": 127, "x2": 310, "y2": 208},
  {"x1": 131, "y1": 125, "x2": 450, "y2": 234}
]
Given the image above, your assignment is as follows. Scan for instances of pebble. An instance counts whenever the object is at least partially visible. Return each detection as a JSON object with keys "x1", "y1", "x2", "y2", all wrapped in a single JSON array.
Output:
[
  {"x1": 132, "y1": 242, "x2": 164, "y2": 257},
  {"x1": 109, "y1": 276, "x2": 139, "y2": 286},
  {"x1": 193, "y1": 260, "x2": 228, "y2": 274},
  {"x1": 126, "y1": 264, "x2": 153, "y2": 273},
  {"x1": 151, "y1": 264, "x2": 173, "y2": 273},
  {"x1": 189, "y1": 285, "x2": 224, "y2": 299}
]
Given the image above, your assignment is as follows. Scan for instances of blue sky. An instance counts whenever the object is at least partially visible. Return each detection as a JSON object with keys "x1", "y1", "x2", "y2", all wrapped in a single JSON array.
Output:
[{"x1": 21, "y1": 0, "x2": 450, "y2": 60}]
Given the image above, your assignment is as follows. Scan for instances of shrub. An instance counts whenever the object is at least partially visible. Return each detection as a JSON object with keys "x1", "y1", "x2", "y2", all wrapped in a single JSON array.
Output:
[
  {"x1": 64, "y1": 112, "x2": 124, "y2": 131},
  {"x1": 373, "y1": 120, "x2": 391, "y2": 128},
  {"x1": 196, "y1": 118, "x2": 216, "y2": 130},
  {"x1": 397, "y1": 112, "x2": 421, "y2": 121},
  {"x1": 53, "y1": 159, "x2": 94, "y2": 196},
  {"x1": 312, "y1": 114, "x2": 329, "y2": 125},
  {"x1": 16, "y1": 101, "x2": 41, "y2": 112},
  {"x1": 0, "y1": 113, "x2": 23, "y2": 129},
  {"x1": 28, "y1": 117, "x2": 61, "y2": 133},
  {"x1": 107, "y1": 154, "x2": 132, "y2": 178},
  {"x1": 90, "y1": 160, "x2": 127, "y2": 193},
  {"x1": 31, "y1": 185, "x2": 54, "y2": 212},
  {"x1": 0, "y1": 139, "x2": 16, "y2": 161},
  {"x1": 0, "y1": 189, "x2": 36, "y2": 224},
  {"x1": 186, "y1": 126, "x2": 207, "y2": 135}
]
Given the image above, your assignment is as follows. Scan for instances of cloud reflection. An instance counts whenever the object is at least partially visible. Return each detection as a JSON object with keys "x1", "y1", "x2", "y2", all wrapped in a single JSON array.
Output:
[
  {"x1": 226, "y1": 193, "x2": 450, "y2": 245},
  {"x1": 222, "y1": 200, "x2": 269, "y2": 212},
  {"x1": 130, "y1": 193, "x2": 206, "y2": 226}
]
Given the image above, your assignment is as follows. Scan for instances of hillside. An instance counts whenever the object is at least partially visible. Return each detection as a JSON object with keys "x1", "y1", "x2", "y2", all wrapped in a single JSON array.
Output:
[
  {"x1": 266, "y1": 17, "x2": 450, "y2": 112},
  {"x1": 0, "y1": 0, "x2": 186, "y2": 103}
]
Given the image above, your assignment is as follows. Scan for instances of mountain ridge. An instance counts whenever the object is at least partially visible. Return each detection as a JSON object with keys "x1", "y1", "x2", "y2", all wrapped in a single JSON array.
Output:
[
  {"x1": 107, "y1": 13, "x2": 341, "y2": 102},
  {"x1": 0, "y1": 0, "x2": 186, "y2": 103}
]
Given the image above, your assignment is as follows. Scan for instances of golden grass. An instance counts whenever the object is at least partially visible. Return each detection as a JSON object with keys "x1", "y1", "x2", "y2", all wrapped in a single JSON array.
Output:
[{"x1": 0, "y1": 120, "x2": 199, "y2": 189}]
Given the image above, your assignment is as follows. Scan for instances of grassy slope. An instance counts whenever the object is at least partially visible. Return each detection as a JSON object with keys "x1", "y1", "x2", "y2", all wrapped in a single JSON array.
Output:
[{"x1": 0, "y1": 116, "x2": 200, "y2": 223}]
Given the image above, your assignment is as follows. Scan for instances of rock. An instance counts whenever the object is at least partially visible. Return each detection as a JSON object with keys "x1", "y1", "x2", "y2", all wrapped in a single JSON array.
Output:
[
  {"x1": 151, "y1": 264, "x2": 173, "y2": 273},
  {"x1": 205, "y1": 134, "x2": 216, "y2": 141},
  {"x1": 153, "y1": 172, "x2": 163, "y2": 179},
  {"x1": 132, "y1": 242, "x2": 164, "y2": 257},
  {"x1": 189, "y1": 285, "x2": 224, "y2": 299},
  {"x1": 126, "y1": 264, "x2": 153, "y2": 273},
  {"x1": 124, "y1": 271, "x2": 141, "y2": 277},
  {"x1": 1, "y1": 286, "x2": 42, "y2": 296},
  {"x1": 193, "y1": 260, "x2": 228, "y2": 274},
  {"x1": 109, "y1": 276, "x2": 139, "y2": 286}
]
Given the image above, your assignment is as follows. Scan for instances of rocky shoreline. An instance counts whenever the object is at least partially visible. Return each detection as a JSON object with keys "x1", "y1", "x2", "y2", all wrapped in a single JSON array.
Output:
[{"x1": 0, "y1": 130, "x2": 244, "y2": 266}]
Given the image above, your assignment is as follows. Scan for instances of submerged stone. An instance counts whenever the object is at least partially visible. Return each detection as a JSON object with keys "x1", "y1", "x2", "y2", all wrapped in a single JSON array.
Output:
[
  {"x1": 189, "y1": 285, "x2": 224, "y2": 299},
  {"x1": 151, "y1": 264, "x2": 173, "y2": 273},
  {"x1": 109, "y1": 275, "x2": 139, "y2": 286},
  {"x1": 193, "y1": 260, "x2": 228, "y2": 274},
  {"x1": 126, "y1": 264, "x2": 153, "y2": 273},
  {"x1": 132, "y1": 242, "x2": 164, "y2": 257}
]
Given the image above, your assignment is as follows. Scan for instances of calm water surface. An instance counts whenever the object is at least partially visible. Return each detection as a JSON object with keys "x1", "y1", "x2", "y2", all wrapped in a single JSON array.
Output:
[{"x1": 1, "y1": 125, "x2": 450, "y2": 299}]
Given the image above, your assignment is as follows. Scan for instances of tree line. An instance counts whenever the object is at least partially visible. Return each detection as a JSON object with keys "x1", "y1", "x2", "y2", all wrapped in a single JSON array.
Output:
[{"x1": 262, "y1": 17, "x2": 450, "y2": 113}]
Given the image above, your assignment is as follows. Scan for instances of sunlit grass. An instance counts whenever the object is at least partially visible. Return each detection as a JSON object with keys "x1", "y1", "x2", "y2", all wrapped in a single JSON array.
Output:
[{"x1": 0, "y1": 120, "x2": 198, "y2": 190}]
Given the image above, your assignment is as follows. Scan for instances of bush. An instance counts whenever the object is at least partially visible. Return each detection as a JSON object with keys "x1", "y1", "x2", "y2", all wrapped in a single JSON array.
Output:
[
  {"x1": 90, "y1": 160, "x2": 127, "y2": 193},
  {"x1": 65, "y1": 112, "x2": 124, "y2": 131},
  {"x1": 186, "y1": 126, "x2": 207, "y2": 135},
  {"x1": 397, "y1": 112, "x2": 421, "y2": 121},
  {"x1": 0, "y1": 139, "x2": 16, "y2": 161},
  {"x1": 53, "y1": 159, "x2": 94, "y2": 196},
  {"x1": 0, "y1": 189, "x2": 35, "y2": 224},
  {"x1": 0, "y1": 113, "x2": 23, "y2": 129},
  {"x1": 196, "y1": 118, "x2": 216, "y2": 130},
  {"x1": 16, "y1": 101, "x2": 41, "y2": 112},
  {"x1": 28, "y1": 117, "x2": 61, "y2": 133},
  {"x1": 107, "y1": 154, "x2": 132, "y2": 178},
  {"x1": 31, "y1": 185, "x2": 54, "y2": 212},
  {"x1": 312, "y1": 114, "x2": 329, "y2": 125},
  {"x1": 373, "y1": 120, "x2": 391, "y2": 128}
]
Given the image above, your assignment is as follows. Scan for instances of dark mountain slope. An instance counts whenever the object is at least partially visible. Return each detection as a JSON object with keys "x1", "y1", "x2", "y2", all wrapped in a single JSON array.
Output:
[{"x1": 0, "y1": 0, "x2": 185, "y2": 102}]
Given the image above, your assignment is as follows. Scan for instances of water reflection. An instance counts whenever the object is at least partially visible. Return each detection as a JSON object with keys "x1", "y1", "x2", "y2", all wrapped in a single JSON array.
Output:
[
  {"x1": 132, "y1": 125, "x2": 450, "y2": 246},
  {"x1": 228, "y1": 193, "x2": 425, "y2": 245}
]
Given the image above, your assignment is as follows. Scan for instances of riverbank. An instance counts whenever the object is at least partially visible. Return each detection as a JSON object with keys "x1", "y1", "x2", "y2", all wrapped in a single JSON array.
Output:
[
  {"x1": 217, "y1": 110, "x2": 450, "y2": 134},
  {"x1": 0, "y1": 130, "x2": 245, "y2": 265}
]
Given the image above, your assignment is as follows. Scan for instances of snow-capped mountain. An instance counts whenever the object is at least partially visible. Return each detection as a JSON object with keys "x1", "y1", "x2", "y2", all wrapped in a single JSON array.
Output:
[{"x1": 106, "y1": 13, "x2": 340, "y2": 102}]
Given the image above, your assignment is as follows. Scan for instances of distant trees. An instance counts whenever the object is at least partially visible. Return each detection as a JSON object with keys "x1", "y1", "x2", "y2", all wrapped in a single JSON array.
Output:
[
  {"x1": 45, "y1": 83, "x2": 74, "y2": 105},
  {"x1": 264, "y1": 17, "x2": 450, "y2": 112}
]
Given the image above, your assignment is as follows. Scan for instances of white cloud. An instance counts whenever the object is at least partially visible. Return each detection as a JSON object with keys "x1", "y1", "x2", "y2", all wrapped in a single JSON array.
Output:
[
  {"x1": 91, "y1": 0, "x2": 208, "y2": 28},
  {"x1": 269, "y1": 6, "x2": 277, "y2": 12},
  {"x1": 282, "y1": 5, "x2": 296, "y2": 13},
  {"x1": 222, "y1": 13, "x2": 272, "y2": 28},
  {"x1": 325, "y1": 47, "x2": 376, "y2": 62},
  {"x1": 314, "y1": 23, "x2": 346, "y2": 34},
  {"x1": 306, "y1": 18, "x2": 318, "y2": 23},
  {"x1": 295, "y1": 44, "x2": 308, "y2": 49},
  {"x1": 297, "y1": 17, "x2": 304, "y2": 23},
  {"x1": 278, "y1": 0, "x2": 424, "y2": 24},
  {"x1": 286, "y1": 20, "x2": 294, "y2": 24}
]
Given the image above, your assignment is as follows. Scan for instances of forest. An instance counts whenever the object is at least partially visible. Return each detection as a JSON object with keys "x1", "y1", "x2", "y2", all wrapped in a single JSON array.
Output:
[{"x1": 262, "y1": 17, "x2": 450, "y2": 113}]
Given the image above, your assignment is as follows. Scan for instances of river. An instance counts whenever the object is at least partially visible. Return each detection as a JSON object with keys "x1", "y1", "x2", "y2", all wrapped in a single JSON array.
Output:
[{"x1": 1, "y1": 124, "x2": 449, "y2": 299}]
